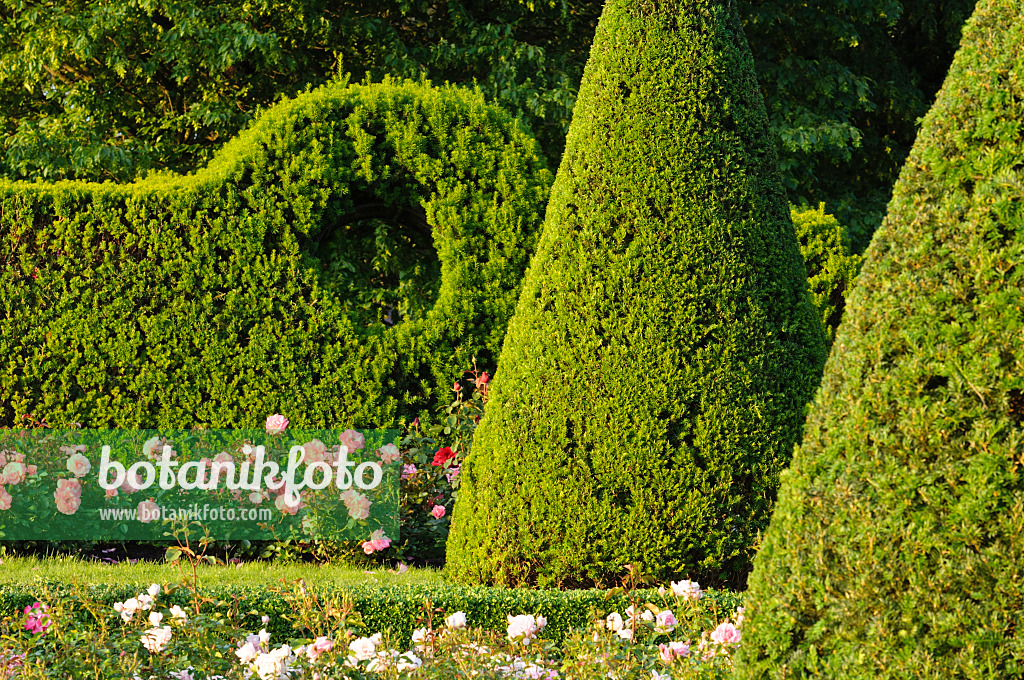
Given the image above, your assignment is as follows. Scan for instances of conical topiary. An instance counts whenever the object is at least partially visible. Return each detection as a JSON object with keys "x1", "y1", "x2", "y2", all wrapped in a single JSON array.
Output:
[
  {"x1": 445, "y1": 0, "x2": 828, "y2": 589},
  {"x1": 734, "y1": 1, "x2": 1024, "y2": 677}
]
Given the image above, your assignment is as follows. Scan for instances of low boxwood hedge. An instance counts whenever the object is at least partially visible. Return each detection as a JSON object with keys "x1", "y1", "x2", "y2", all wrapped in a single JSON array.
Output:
[{"x1": 0, "y1": 580, "x2": 742, "y2": 646}]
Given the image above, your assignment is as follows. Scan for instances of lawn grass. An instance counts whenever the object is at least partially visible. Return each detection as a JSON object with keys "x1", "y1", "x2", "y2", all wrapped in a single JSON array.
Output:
[{"x1": 0, "y1": 555, "x2": 445, "y2": 589}]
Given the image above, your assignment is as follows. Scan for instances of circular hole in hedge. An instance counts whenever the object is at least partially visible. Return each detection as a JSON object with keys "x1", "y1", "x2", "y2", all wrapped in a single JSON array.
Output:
[{"x1": 313, "y1": 201, "x2": 441, "y2": 329}]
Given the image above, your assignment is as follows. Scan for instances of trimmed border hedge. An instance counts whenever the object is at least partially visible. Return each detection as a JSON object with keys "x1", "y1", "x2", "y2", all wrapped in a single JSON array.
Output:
[{"x1": 0, "y1": 581, "x2": 743, "y2": 646}]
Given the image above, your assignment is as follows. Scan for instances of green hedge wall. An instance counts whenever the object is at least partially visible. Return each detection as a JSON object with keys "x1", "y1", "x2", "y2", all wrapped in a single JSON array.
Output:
[
  {"x1": 0, "y1": 77, "x2": 553, "y2": 429},
  {"x1": 446, "y1": 0, "x2": 828, "y2": 590},
  {"x1": 0, "y1": 581, "x2": 743, "y2": 647},
  {"x1": 734, "y1": 0, "x2": 1024, "y2": 677}
]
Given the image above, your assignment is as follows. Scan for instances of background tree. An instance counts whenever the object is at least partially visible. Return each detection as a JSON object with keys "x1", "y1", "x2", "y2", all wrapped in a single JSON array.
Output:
[{"x1": 0, "y1": 0, "x2": 973, "y2": 252}]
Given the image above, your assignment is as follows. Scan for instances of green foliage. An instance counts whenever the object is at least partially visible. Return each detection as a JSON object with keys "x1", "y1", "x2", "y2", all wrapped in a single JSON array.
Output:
[
  {"x1": 0, "y1": 77, "x2": 553, "y2": 429},
  {"x1": 790, "y1": 203, "x2": 863, "y2": 345},
  {"x1": 0, "y1": 0, "x2": 977, "y2": 253},
  {"x1": 0, "y1": 0, "x2": 585, "y2": 183},
  {"x1": 0, "y1": 580, "x2": 743, "y2": 648},
  {"x1": 262, "y1": 365, "x2": 492, "y2": 566},
  {"x1": 446, "y1": 0, "x2": 828, "y2": 590},
  {"x1": 389, "y1": 364, "x2": 490, "y2": 565},
  {"x1": 734, "y1": 1, "x2": 1024, "y2": 677}
]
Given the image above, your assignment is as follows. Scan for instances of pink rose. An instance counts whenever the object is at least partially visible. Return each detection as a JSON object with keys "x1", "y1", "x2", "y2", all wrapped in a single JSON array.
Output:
[
  {"x1": 360, "y1": 529, "x2": 391, "y2": 554},
  {"x1": 307, "y1": 636, "x2": 333, "y2": 663},
  {"x1": 26, "y1": 465, "x2": 37, "y2": 476},
  {"x1": 275, "y1": 494, "x2": 300, "y2": 515},
  {"x1": 142, "y1": 437, "x2": 163, "y2": 460},
  {"x1": 710, "y1": 622, "x2": 741, "y2": 645},
  {"x1": 56, "y1": 478, "x2": 81, "y2": 497},
  {"x1": 338, "y1": 429, "x2": 365, "y2": 453},
  {"x1": 54, "y1": 488, "x2": 81, "y2": 515},
  {"x1": 265, "y1": 414, "x2": 289, "y2": 435},
  {"x1": 0, "y1": 486, "x2": 12, "y2": 510},
  {"x1": 66, "y1": 453, "x2": 91, "y2": 478},
  {"x1": 401, "y1": 464, "x2": 417, "y2": 480},
  {"x1": 659, "y1": 641, "x2": 689, "y2": 662},
  {"x1": 22, "y1": 602, "x2": 51, "y2": 635},
  {"x1": 340, "y1": 489, "x2": 371, "y2": 520},
  {"x1": 106, "y1": 487, "x2": 118, "y2": 498},
  {"x1": 137, "y1": 499, "x2": 160, "y2": 523},
  {"x1": 431, "y1": 504, "x2": 446, "y2": 519},
  {"x1": 120, "y1": 469, "x2": 146, "y2": 494},
  {"x1": 377, "y1": 443, "x2": 401, "y2": 465},
  {"x1": 0, "y1": 451, "x2": 6, "y2": 466},
  {"x1": 140, "y1": 625, "x2": 172, "y2": 653},
  {"x1": 302, "y1": 439, "x2": 328, "y2": 464},
  {"x1": 655, "y1": 610, "x2": 677, "y2": 633},
  {"x1": 3, "y1": 462, "x2": 26, "y2": 486},
  {"x1": 214, "y1": 451, "x2": 233, "y2": 464},
  {"x1": 11, "y1": 452, "x2": 24, "y2": 463}
]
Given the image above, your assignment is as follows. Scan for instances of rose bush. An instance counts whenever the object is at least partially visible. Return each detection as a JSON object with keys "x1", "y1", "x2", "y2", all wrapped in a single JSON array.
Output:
[
  {"x1": 264, "y1": 362, "x2": 490, "y2": 567},
  {"x1": 0, "y1": 576, "x2": 743, "y2": 679}
]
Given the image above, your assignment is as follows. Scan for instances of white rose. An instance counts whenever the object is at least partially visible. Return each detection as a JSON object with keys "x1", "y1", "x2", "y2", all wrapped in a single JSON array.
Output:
[
  {"x1": 445, "y1": 611, "x2": 467, "y2": 629},
  {"x1": 252, "y1": 653, "x2": 285, "y2": 680},
  {"x1": 397, "y1": 651, "x2": 422, "y2": 671},
  {"x1": 235, "y1": 642, "x2": 258, "y2": 664},
  {"x1": 348, "y1": 636, "x2": 378, "y2": 661}
]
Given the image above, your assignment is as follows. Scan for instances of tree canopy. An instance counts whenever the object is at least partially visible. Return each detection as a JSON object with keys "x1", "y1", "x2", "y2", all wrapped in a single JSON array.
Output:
[{"x1": 0, "y1": 0, "x2": 974, "y2": 250}]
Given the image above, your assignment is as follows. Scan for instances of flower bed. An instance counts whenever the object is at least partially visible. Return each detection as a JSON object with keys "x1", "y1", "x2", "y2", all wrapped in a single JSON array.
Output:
[{"x1": 0, "y1": 577, "x2": 744, "y2": 679}]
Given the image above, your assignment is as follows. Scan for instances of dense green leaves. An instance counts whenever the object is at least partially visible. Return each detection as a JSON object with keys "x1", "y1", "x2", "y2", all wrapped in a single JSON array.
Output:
[
  {"x1": 0, "y1": 0, "x2": 975, "y2": 251},
  {"x1": 0, "y1": 78, "x2": 553, "y2": 429},
  {"x1": 446, "y1": 0, "x2": 828, "y2": 590},
  {"x1": 0, "y1": 580, "x2": 744, "y2": 647},
  {"x1": 734, "y1": 0, "x2": 1024, "y2": 676},
  {"x1": 0, "y1": 0, "x2": 587, "y2": 183},
  {"x1": 790, "y1": 204, "x2": 863, "y2": 345}
]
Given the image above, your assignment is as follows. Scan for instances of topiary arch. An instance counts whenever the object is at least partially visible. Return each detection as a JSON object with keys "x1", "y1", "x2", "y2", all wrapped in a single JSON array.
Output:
[
  {"x1": 0, "y1": 78, "x2": 553, "y2": 429},
  {"x1": 734, "y1": 0, "x2": 1024, "y2": 676}
]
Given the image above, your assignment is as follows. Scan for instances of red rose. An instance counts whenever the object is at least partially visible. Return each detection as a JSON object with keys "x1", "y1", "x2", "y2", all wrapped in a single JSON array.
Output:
[{"x1": 432, "y1": 446, "x2": 456, "y2": 466}]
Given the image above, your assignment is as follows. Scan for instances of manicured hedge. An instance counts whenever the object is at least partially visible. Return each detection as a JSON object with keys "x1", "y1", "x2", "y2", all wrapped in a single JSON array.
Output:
[
  {"x1": 447, "y1": 0, "x2": 828, "y2": 590},
  {"x1": 734, "y1": 1, "x2": 1024, "y2": 677},
  {"x1": 0, "y1": 581, "x2": 742, "y2": 646},
  {"x1": 0, "y1": 77, "x2": 553, "y2": 429}
]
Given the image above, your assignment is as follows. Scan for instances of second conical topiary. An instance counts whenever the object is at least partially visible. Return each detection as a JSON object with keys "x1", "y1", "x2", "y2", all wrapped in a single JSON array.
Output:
[
  {"x1": 734, "y1": 0, "x2": 1024, "y2": 676},
  {"x1": 446, "y1": 0, "x2": 828, "y2": 588}
]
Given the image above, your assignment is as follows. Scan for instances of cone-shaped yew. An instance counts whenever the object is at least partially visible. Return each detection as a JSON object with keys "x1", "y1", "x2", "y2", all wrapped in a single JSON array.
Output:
[
  {"x1": 445, "y1": 0, "x2": 828, "y2": 588},
  {"x1": 734, "y1": 1, "x2": 1024, "y2": 676}
]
